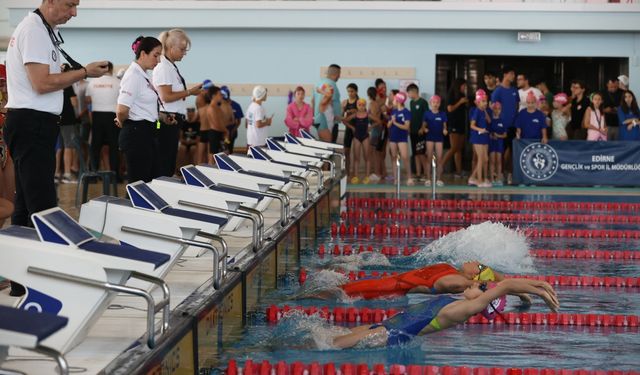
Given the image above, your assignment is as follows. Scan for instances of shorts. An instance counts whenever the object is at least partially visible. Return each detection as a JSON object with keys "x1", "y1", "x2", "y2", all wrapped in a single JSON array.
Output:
[
  {"x1": 344, "y1": 127, "x2": 354, "y2": 148},
  {"x1": 375, "y1": 127, "x2": 388, "y2": 152},
  {"x1": 200, "y1": 130, "x2": 211, "y2": 144},
  {"x1": 489, "y1": 138, "x2": 504, "y2": 154},
  {"x1": 504, "y1": 127, "x2": 517, "y2": 150},
  {"x1": 425, "y1": 132, "x2": 444, "y2": 143},
  {"x1": 209, "y1": 129, "x2": 225, "y2": 154},
  {"x1": 448, "y1": 122, "x2": 465, "y2": 134},
  {"x1": 59, "y1": 124, "x2": 79, "y2": 148},
  {"x1": 410, "y1": 133, "x2": 424, "y2": 155}
]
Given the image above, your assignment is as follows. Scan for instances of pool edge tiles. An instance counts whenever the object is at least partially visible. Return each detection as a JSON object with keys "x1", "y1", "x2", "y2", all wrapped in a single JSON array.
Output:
[{"x1": 94, "y1": 178, "x2": 341, "y2": 375}]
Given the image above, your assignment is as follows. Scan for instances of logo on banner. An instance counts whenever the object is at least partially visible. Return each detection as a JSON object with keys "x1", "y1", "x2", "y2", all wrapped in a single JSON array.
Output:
[{"x1": 520, "y1": 143, "x2": 559, "y2": 181}]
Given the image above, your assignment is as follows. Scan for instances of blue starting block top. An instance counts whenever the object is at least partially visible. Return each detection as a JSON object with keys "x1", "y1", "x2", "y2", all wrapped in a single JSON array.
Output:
[
  {"x1": 182, "y1": 166, "x2": 265, "y2": 201},
  {"x1": 250, "y1": 146, "x2": 307, "y2": 170},
  {"x1": 127, "y1": 181, "x2": 228, "y2": 226},
  {"x1": 284, "y1": 133, "x2": 303, "y2": 145},
  {"x1": 214, "y1": 153, "x2": 289, "y2": 183},
  {"x1": 299, "y1": 129, "x2": 315, "y2": 139},
  {"x1": 0, "y1": 305, "x2": 68, "y2": 342},
  {"x1": 30, "y1": 208, "x2": 171, "y2": 269}
]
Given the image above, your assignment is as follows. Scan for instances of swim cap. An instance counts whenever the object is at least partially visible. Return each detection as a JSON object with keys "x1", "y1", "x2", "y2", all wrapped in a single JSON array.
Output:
[
  {"x1": 202, "y1": 79, "x2": 213, "y2": 90},
  {"x1": 221, "y1": 85, "x2": 230, "y2": 100},
  {"x1": 553, "y1": 93, "x2": 568, "y2": 104},
  {"x1": 475, "y1": 89, "x2": 487, "y2": 102},
  {"x1": 395, "y1": 92, "x2": 407, "y2": 104},
  {"x1": 116, "y1": 68, "x2": 126, "y2": 80},
  {"x1": 479, "y1": 282, "x2": 507, "y2": 320},
  {"x1": 430, "y1": 95, "x2": 441, "y2": 103},
  {"x1": 473, "y1": 266, "x2": 496, "y2": 282},
  {"x1": 357, "y1": 98, "x2": 367, "y2": 106},
  {"x1": 618, "y1": 75, "x2": 629, "y2": 87},
  {"x1": 252, "y1": 85, "x2": 267, "y2": 100}
]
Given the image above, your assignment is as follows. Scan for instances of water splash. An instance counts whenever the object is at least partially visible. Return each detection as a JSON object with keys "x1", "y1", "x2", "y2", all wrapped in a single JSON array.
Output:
[
  {"x1": 291, "y1": 269, "x2": 350, "y2": 300},
  {"x1": 414, "y1": 221, "x2": 536, "y2": 274},
  {"x1": 267, "y1": 310, "x2": 351, "y2": 350},
  {"x1": 329, "y1": 252, "x2": 392, "y2": 271}
]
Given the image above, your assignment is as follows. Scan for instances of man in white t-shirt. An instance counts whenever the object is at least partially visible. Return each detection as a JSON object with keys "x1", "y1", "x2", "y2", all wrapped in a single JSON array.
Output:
[
  {"x1": 517, "y1": 72, "x2": 543, "y2": 112},
  {"x1": 86, "y1": 62, "x2": 121, "y2": 177},
  {"x1": 4, "y1": 0, "x2": 107, "y2": 296},
  {"x1": 245, "y1": 86, "x2": 272, "y2": 148}
]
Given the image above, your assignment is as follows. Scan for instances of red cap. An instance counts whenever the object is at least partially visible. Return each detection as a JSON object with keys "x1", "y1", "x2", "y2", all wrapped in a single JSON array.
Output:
[{"x1": 0, "y1": 64, "x2": 6, "y2": 81}]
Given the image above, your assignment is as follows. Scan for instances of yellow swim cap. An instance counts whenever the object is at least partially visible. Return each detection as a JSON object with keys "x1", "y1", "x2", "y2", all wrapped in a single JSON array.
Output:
[{"x1": 473, "y1": 266, "x2": 496, "y2": 281}]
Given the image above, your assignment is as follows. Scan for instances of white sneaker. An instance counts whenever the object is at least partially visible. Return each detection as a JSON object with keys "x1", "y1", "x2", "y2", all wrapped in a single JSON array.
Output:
[
  {"x1": 424, "y1": 180, "x2": 431, "y2": 187},
  {"x1": 62, "y1": 174, "x2": 77, "y2": 184},
  {"x1": 479, "y1": 181, "x2": 492, "y2": 188},
  {"x1": 368, "y1": 173, "x2": 380, "y2": 182},
  {"x1": 436, "y1": 180, "x2": 445, "y2": 187}
]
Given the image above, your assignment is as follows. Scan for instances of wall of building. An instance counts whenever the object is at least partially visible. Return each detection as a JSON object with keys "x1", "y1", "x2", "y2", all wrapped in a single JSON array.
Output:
[{"x1": 5, "y1": 1, "x2": 640, "y2": 145}]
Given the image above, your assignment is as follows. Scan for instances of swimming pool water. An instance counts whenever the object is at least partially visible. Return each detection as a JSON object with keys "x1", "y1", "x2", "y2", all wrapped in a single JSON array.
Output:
[{"x1": 209, "y1": 192, "x2": 640, "y2": 371}]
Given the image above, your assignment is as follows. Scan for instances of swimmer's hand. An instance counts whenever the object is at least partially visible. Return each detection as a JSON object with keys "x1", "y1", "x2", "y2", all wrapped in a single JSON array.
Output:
[
  {"x1": 532, "y1": 280, "x2": 560, "y2": 312},
  {"x1": 517, "y1": 293, "x2": 532, "y2": 305}
]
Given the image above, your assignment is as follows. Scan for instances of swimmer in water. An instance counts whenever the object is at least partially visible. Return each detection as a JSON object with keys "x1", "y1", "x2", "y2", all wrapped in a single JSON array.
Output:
[
  {"x1": 296, "y1": 261, "x2": 531, "y2": 304},
  {"x1": 331, "y1": 278, "x2": 559, "y2": 348}
]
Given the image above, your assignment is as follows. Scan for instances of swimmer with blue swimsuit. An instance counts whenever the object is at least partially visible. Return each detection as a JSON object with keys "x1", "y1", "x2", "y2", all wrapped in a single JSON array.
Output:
[{"x1": 332, "y1": 278, "x2": 559, "y2": 349}]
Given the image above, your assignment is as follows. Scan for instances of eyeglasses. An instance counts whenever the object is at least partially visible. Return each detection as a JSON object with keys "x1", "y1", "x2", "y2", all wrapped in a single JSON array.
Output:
[{"x1": 478, "y1": 263, "x2": 487, "y2": 272}]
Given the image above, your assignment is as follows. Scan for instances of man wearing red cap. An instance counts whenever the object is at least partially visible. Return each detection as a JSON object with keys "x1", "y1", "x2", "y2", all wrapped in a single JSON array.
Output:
[{"x1": 4, "y1": 0, "x2": 108, "y2": 296}]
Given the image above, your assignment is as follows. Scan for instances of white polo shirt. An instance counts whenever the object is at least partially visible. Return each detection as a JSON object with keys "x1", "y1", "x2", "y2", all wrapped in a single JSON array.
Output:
[
  {"x1": 86, "y1": 74, "x2": 120, "y2": 113},
  {"x1": 518, "y1": 87, "x2": 543, "y2": 111},
  {"x1": 5, "y1": 12, "x2": 62, "y2": 115},
  {"x1": 152, "y1": 55, "x2": 186, "y2": 115},
  {"x1": 117, "y1": 62, "x2": 158, "y2": 122}
]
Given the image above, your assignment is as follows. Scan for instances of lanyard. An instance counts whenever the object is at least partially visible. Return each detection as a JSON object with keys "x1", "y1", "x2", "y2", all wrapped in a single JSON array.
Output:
[
  {"x1": 33, "y1": 9, "x2": 83, "y2": 70},
  {"x1": 168, "y1": 59, "x2": 187, "y2": 92}
]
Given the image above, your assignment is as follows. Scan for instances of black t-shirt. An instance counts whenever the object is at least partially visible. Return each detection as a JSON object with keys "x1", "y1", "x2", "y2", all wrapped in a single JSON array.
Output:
[
  {"x1": 602, "y1": 89, "x2": 622, "y2": 128},
  {"x1": 569, "y1": 96, "x2": 590, "y2": 130},
  {"x1": 447, "y1": 93, "x2": 467, "y2": 131},
  {"x1": 181, "y1": 120, "x2": 200, "y2": 143},
  {"x1": 60, "y1": 86, "x2": 77, "y2": 126}
]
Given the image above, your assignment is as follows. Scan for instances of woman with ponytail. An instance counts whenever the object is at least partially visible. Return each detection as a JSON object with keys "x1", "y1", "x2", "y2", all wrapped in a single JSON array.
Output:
[{"x1": 115, "y1": 36, "x2": 167, "y2": 183}]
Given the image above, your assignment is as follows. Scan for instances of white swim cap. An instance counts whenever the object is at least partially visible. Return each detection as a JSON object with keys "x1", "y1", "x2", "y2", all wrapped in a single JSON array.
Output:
[
  {"x1": 116, "y1": 68, "x2": 126, "y2": 79},
  {"x1": 618, "y1": 75, "x2": 629, "y2": 87},
  {"x1": 253, "y1": 85, "x2": 267, "y2": 100}
]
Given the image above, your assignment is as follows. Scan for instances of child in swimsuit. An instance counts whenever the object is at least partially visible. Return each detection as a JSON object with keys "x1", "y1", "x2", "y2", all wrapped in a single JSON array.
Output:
[
  {"x1": 332, "y1": 278, "x2": 559, "y2": 348},
  {"x1": 347, "y1": 98, "x2": 371, "y2": 184}
]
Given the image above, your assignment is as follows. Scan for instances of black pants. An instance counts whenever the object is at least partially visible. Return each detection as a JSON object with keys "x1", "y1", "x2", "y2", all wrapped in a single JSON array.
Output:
[
  {"x1": 331, "y1": 123, "x2": 339, "y2": 143},
  {"x1": 226, "y1": 124, "x2": 238, "y2": 154},
  {"x1": 119, "y1": 120, "x2": 155, "y2": 183},
  {"x1": 4, "y1": 109, "x2": 59, "y2": 226},
  {"x1": 154, "y1": 116, "x2": 182, "y2": 178},
  {"x1": 4, "y1": 109, "x2": 60, "y2": 296},
  {"x1": 90, "y1": 111, "x2": 119, "y2": 176}
]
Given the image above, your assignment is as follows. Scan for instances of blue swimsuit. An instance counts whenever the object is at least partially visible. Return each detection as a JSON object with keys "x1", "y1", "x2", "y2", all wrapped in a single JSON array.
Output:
[{"x1": 372, "y1": 295, "x2": 457, "y2": 346}]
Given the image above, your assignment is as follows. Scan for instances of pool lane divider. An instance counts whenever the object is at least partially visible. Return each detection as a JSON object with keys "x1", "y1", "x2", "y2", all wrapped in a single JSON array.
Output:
[
  {"x1": 264, "y1": 305, "x2": 639, "y2": 327},
  {"x1": 226, "y1": 360, "x2": 640, "y2": 375},
  {"x1": 298, "y1": 268, "x2": 640, "y2": 288},
  {"x1": 329, "y1": 222, "x2": 640, "y2": 239},
  {"x1": 346, "y1": 198, "x2": 640, "y2": 212},
  {"x1": 314, "y1": 244, "x2": 639, "y2": 260},
  {"x1": 341, "y1": 209, "x2": 640, "y2": 225}
]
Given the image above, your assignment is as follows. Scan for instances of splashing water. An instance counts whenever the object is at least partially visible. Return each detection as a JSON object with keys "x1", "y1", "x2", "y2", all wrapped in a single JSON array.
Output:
[
  {"x1": 329, "y1": 252, "x2": 392, "y2": 271},
  {"x1": 291, "y1": 269, "x2": 350, "y2": 301},
  {"x1": 414, "y1": 222, "x2": 536, "y2": 274},
  {"x1": 267, "y1": 310, "x2": 351, "y2": 350}
]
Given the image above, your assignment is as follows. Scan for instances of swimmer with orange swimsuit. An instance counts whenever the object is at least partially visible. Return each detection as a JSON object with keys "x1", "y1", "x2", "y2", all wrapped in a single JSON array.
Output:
[{"x1": 297, "y1": 261, "x2": 532, "y2": 304}]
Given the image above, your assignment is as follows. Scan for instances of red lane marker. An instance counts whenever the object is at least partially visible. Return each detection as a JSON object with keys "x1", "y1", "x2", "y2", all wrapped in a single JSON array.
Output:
[
  {"x1": 315, "y1": 244, "x2": 639, "y2": 260},
  {"x1": 330, "y1": 222, "x2": 640, "y2": 239},
  {"x1": 346, "y1": 198, "x2": 640, "y2": 212},
  {"x1": 264, "y1": 305, "x2": 639, "y2": 328},
  {"x1": 229, "y1": 361, "x2": 640, "y2": 375},
  {"x1": 342, "y1": 210, "x2": 640, "y2": 225}
]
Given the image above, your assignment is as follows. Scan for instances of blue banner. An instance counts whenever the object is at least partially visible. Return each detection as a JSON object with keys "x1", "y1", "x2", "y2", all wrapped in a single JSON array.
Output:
[{"x1": 513, "y1": 140, "x2": 640, "y2": 186}]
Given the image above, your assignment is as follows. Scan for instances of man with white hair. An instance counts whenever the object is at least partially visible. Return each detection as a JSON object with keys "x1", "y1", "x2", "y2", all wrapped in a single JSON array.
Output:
[{"x1": 4, "y1": 0, "x2": 108, "y2": 296}]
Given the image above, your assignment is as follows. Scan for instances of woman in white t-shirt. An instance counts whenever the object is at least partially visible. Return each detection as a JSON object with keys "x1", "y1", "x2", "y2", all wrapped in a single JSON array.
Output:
[
  {"x1": 116, "y1": 36, "x2": 175, "y2": 183},
  {"x1": 245, "y1": 86, "x2": 272, "y2": 148},
  {"x1": 153, "y1": 29, "x2": 202, "y2": 178}
]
